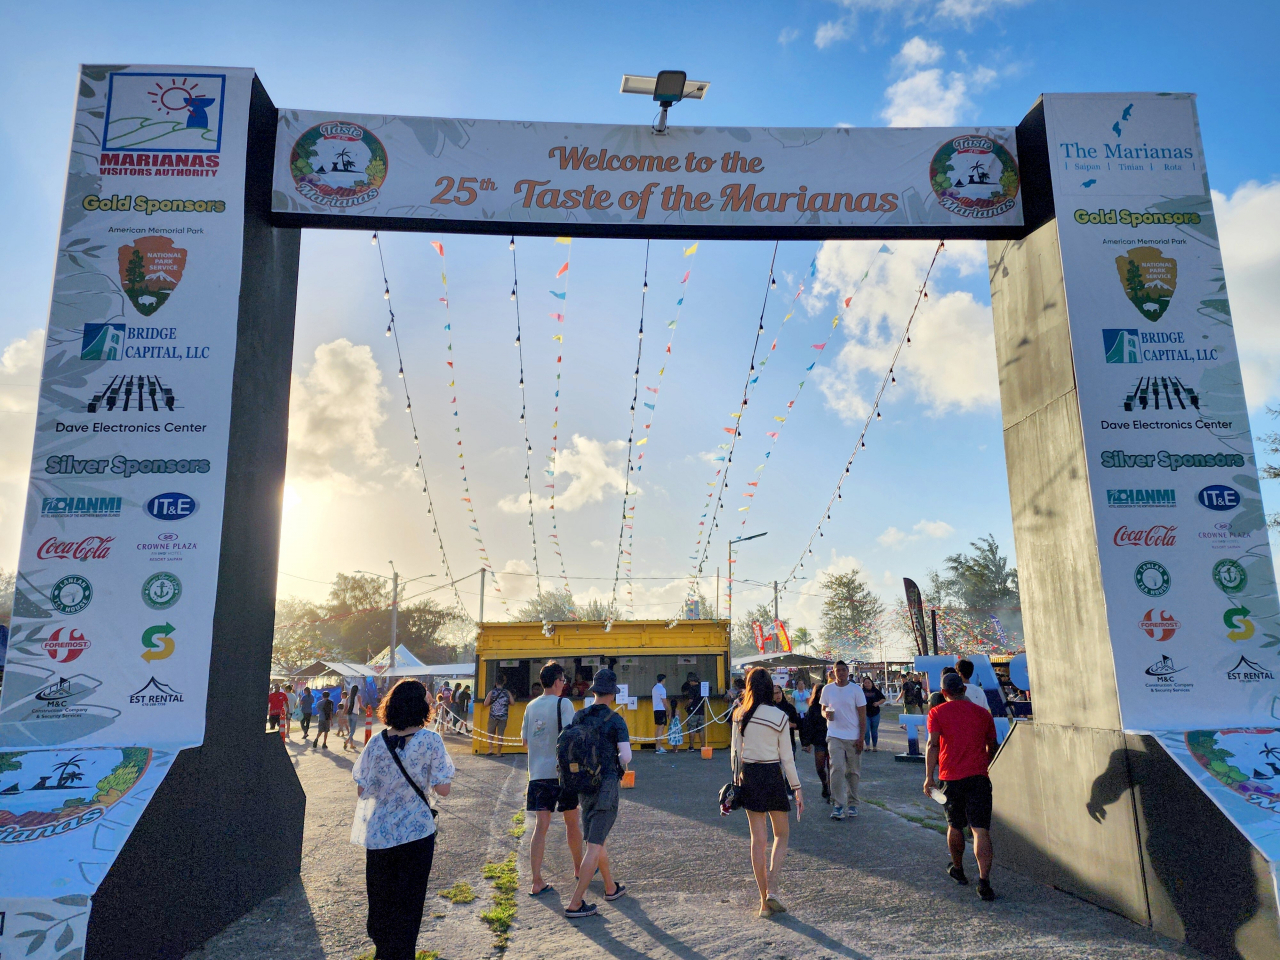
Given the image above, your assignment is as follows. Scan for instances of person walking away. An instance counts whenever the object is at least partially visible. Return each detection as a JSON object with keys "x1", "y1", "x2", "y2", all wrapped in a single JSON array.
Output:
[
  {"x1": 925, "y1": 672, "x2": 999, "y2": 901},
  {"x1": 352, "y1": 679, "x2": 455, "y2": 960},
  {"x1": 681, "y1": 672, "x2": 706, "y2": 751},
  {"x1": 522, "y1": 661, "x2": 585, "y2": 896},
  {"x1": 861, "y1": 676, "x2": 886, "y2": 752},
  {"x1": 793, "y1": 679, "x2": 810, "y2": 718},
  {"x1": 343, "y1": 684, "x2": 363, "y2": 750},
  {"x1": 267, "y1": 683, "x2": 287, "y2": 732},
  {"x1": 483, "y1": 675, "x2": 513, "y2": 756},
  {"x1": 819, "y1": 661, "x2": 867, "y2": 820},
  {"x1": 902, "y1": 674, "x2": 925, "y2": 715},
  {"x1": 299, "y1": 685, "x2": 315, "y2": 739},
  {"x1": 560, "y1": 668, "x2": 631, "y2": 919},
  {"x1": 771, "y1": 685, "x2": 800, "y2": 755},
  {"x1": 314, "y1": 690, "x2": 335, "y2": 749},
  {"x1": 955, "y1": 659, "x2": 992, "y2": 712},
  {"x1": 284, "y1": 684, "x2": 299, "y2": 738},
  {"x1": 731, "y1": 667, "x2": 803, "y2": 918},
  {"x1": 799, "y1": 683, "x2": 831, "y2": 802},
  {"x1": 651, "y1": 673, "x2": 670, "y2": 754},
  {"x1": 456, "y1": 685, "x2": 472, "y2": 732}
]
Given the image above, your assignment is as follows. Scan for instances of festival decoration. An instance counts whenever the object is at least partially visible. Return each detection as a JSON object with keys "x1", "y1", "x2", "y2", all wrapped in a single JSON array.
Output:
[
  {"x1": 611, "y1": 242, "x2": 650, "y2": 611},
  {"x1": 538, "y1": 238, "x2": 574, "y2": 592},
  {"x1": 509, "y1": 237, "x2": 542, "y2": 594}
]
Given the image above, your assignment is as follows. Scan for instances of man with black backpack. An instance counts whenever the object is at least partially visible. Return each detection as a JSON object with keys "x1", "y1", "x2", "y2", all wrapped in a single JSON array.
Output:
[
  {"x1": 521, "y1": 661, "x2": 584, "y2": 897},
  {"x1": 559, "y1": 668, "x2": 631, "y2": 919}
]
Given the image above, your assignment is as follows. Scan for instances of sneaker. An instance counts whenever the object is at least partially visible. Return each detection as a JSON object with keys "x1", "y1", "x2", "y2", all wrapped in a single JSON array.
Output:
[
  {"x1": 948, "y1": 863, "x2": 969, "y2": 885},
  {"x1": 655, "y1": 747, "x2": 667, "y2": 754},
  {"x1": 830, "y1": 805, "x2": 844, "y2": 820},
  {"x1": 565, "y1": 901, "x2": 598, "y2": 918},
  {"x1": 977, "y1": 879, "x2": 995, "y2": 902},
  {"x1": 847, "y1": 805, "x2": 858, "y2": 818}
]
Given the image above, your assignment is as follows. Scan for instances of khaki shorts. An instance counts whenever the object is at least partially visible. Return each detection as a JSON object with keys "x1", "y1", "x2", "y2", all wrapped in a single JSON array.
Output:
[{"x1": 486, "y1": 715, "x2": 508, "y2": 740}]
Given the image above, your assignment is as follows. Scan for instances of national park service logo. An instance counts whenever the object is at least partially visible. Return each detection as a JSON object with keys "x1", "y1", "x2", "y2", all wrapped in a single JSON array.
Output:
[
  {"x1": 1115, "y1": 246, "x2": 1176, "y2": 320},
  {"x1": 118, "y1": 236, "x2": 187, "y2": 316},
  {"x1": 290, "y1": 121, "x2": 388, "y2": 208},
  {"x1": 929, "y1": 135, "x2": 1019, "y2": 219}
]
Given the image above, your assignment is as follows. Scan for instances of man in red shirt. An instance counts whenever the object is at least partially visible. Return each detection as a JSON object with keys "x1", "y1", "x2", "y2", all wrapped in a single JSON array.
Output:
[
  {"x1": 267, "y1": 683, "x2": 288, "y2": 732},
  {"x1": 924, "y1": 671, "x2": 999, "y2": 901}
]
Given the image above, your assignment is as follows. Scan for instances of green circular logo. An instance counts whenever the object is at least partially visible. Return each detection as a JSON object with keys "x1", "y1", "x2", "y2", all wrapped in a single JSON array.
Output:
[
  {"x1": 289, "y1": 121, "x2": 387, "y2": 209},
  {"x1": 1212, "y1": 559, "x2": 1247, "y2": 594},
  {"x1": 930, "y1": 135, "x2": 1020, "y2": 219},
  {"x1": 50, "y1": 574, "x2": 92, "y2": 615},
  {"x1": 1135, "y1": 560, "x2": 1170, "y2": 598},
  {"x1": 142, "y1": 572, "x2": 181, "y2": 610}
]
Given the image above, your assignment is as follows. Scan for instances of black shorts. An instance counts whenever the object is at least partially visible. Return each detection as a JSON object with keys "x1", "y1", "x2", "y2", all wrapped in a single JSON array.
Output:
[
  {"x1": 653, "y1": 710, "x2": 668, "y2": 725},
  {"x1": 526, "y1": 778, "x2": 579, "y2": 813},
  {"x1": 942, "y1": 775, "x2": 992, "y2": 831},
  {"x1": 579, "y1": 778, "x2": 620, "y2": 845}
]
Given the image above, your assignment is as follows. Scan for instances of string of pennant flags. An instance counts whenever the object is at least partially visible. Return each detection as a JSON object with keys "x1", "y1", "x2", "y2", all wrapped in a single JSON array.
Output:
[
  {"x1": 610, "y1": 241, "x2": 650, "y2": 611},
  {"x1": 371, "y1": 232, "x2": 470, "y2": 615},
  {"x1": 615, "y1": 241, "x2": 699, "y2": 613},
  {"x1": 781, "y1": 240, "x2": 947, "y2": 590},
  {"x1": 509, "y1": 237, "x2": 542, "y2": 594},
  {"x1": 428, "y1": 239, "x2": 504, "y2": 607},
  {"x1": 544, "y1": 237, "x2": 574, "y2": 593}
]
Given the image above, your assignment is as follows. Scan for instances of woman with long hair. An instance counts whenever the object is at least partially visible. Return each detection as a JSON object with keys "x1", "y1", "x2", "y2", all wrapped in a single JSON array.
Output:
[
  {"x1": 731, "y1": 666, "x2": 804, "y2": 918},
  {"x1": 800, "y1": 682, "x2": 831, "y2": 802},
  {"x1": 352, "y1": 679, "x2": 455, "y2": 960},
  {"x1": 861, "y1": 675, "x2": 886, "y2": 752}
]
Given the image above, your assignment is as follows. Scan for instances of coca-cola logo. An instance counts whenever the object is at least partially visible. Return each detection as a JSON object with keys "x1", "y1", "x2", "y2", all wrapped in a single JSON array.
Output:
[
  {"x1": 42, "y1": 626, "x2": 90, "y2": 663},
  {"x1": 37, "y1": 535, "x2": 114, "y2": 561},
  {"x1": 1114, "y1": 524, "x2": 1176, "y2": 547}
]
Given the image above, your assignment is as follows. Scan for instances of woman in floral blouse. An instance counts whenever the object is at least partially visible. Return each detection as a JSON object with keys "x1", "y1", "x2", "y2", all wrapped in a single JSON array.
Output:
[{"x1": 352, "y1": 679, "x2": 455, "y2": 960}]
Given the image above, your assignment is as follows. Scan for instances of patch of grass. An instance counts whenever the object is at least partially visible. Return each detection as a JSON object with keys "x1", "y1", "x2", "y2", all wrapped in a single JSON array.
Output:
[
  {"x1": 508, "y1": 810, "x2": 527, "y2": 838},
  {"x1": 481, "y1": 853, "x2": 519, "y2": 950},
  {"x1": 865, "y1": 798, "x2": 948, "y2": 836},
  {"x1": 439, "y1": 880, "x2": 477, "y2": 904}
]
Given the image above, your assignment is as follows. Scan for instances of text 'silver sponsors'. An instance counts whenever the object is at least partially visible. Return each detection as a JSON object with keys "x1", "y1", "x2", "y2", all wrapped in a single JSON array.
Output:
[
  {"x1": 271, "y1": 111, "x2": 1023, "y2": 229},
  {"x1": 1043, "y1": 93, "x2": 1280, "y2": 733},
  {"x1": 0, "y1": 64, "x2": 254, "y2": 951}
]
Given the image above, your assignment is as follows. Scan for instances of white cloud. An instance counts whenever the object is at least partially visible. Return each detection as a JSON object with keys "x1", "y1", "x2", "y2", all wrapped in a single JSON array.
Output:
[
  {"x1": 814, "y1": 0, "x2": 1032, "y2": 48},
  {"x1": 935, "y1": 0, "x2": 1031, "y2": 23},
  {"x1": 1215, "y1": 180, "x2": 1280, "y2": 409},
  {"x1": 498, "y1": 434, "x2": 629, "y2": 514},
  {"x1": 894, "y1": 36, "x2": 944, "y2": 69},
  {"x1": 811, "y1": 240, "x2": 998, "y2": 418},
  {"x1": 0, "y1": 329, "x2": 42, "y2": 505},
  {"x1": 914, "y1": 518, "x2": 955, "y2": 538},
  {"x1": 494, "y1": 558, "x2": 538, "y2": 604},
  {"x1": 287, "y1": 338, "x2": 391, "y2": 488},
  {"x1": 778, "y1": 26, "x2": 801, "y2": 44},
  {"x1": 878, "y1": 526, "x2": 907, "y2": 547},
  {"x1": 882, "y1": 67, "x2": 970, "y2": 126},
  {"x1": 814, "y1": 19, "x2": 853, "y2": 49}
]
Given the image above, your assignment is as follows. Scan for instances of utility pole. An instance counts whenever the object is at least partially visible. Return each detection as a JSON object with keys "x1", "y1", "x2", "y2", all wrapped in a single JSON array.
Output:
[
  {"x1": 727, "y1": 532, "x2": 768, "y2": 636},
  {"x1": 479, "y1": 568, "x2": 486, "y2": 624},
  {"x1": 389, "y1": 564, "x2": 399, "y2": 671},
  {"x1": 715, "y1": 567, "x2": 719, "y2": 620},
  {"x1": 773, "y1": 580, "x2": 779, "y2": 654}
]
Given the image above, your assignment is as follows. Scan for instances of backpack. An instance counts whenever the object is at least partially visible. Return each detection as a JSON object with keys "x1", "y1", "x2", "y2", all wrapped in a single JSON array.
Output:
[{"x1": 556, "y1": 705, "x2": 616, "y2": 794}]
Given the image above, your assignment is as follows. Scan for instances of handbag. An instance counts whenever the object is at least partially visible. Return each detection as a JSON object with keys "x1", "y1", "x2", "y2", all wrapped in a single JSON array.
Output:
[
  {"x1": 382, "y1": 730, "x2": 441, "y2": 828},
  {"x1": 718, "y1": 735, "x2": 744, "y2": 815}
]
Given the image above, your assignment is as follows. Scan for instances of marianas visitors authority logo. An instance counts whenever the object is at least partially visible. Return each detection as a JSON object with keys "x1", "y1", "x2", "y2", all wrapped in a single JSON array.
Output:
[
  {"x1": 118, "y1": 236, "x2": 186, "y2": 316},
  {"x1": 1115, "y1": 246, "x2": 1177, "y2": 320},
  {"x1": 929, "y1": 136, "x2": 1019, "y2": 219},
  {"x1": 290, "y1": 121, "x2": 387, "y2": 208}
]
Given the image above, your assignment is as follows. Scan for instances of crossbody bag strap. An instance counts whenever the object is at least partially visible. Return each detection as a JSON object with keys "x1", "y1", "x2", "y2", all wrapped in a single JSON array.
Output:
[
  {"x1": 557, "y1": 695, "x2": 567, "y2": 734},
  {"x1": 381, "y1": 730, "x2": 430, "y2": 808}
]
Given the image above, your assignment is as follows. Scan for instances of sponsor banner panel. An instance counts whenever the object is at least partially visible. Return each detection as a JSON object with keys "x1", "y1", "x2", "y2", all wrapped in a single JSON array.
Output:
[
  {"x1": 270, "y1": 111, "x2": 1023, "y2": 230},
  {"x1": 1044, "y1": 93, "x2": 1280, "y2": 730},
  {"x1": 0, "y1": 65, "x2": 253, "y2": 751}
]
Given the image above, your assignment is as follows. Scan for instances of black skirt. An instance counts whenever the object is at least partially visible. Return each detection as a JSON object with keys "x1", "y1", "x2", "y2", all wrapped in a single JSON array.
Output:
[{"x1": 740, "y1": 761, "x2": 791, "y2": 812}]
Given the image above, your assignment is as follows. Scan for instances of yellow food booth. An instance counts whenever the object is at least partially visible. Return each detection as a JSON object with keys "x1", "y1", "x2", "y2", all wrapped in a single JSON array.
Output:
[{"x1": 471, "y1": 619, "x2": 732, "y2": 754}]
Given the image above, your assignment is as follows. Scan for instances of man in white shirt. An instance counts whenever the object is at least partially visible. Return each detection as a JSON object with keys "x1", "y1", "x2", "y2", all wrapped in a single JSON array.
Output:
[
  {"x1": 521, "y1": 662, "x2": 584, "y2": 896},
  {"x1": 651, "y1": 673, "x2": 670, "y2": 754},
  {"x1": 819, "y1": 660, "x2": 867, "y2": 820},
  {"x1": 956, "y1": 659, "x2": 992, "y2": 712}
]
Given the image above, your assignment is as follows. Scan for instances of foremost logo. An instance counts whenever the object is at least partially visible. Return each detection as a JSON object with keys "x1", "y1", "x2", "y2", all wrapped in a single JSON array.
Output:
[
  {"x1": 1140, "y1": 609, "x2": 1180, "y2": 641},
  {"x1": 37, "y1": 536, "x2": 114, "y2": 561},
  {"x1": 44, "y1": 455, "x2": 210, "y2": 478},
  {"x1": 1226, "y1": 656, "x2": 1275, "y2": 682},
  {"x1": 1100, "y1": 450, "x2": 1246, "y2": 471},
  {"x1": 41, "y1": 496, "x2": 122, "y2": 518},
  {"x1": 1114, "y1": 524, "x2": 1176, "y2": 547},
  {"x1": 1107, "y1": 488, "x2": 1175, "y2": 508},
  {"x1": 42, "y1": 627, "x2": 90, "y2": 663}
]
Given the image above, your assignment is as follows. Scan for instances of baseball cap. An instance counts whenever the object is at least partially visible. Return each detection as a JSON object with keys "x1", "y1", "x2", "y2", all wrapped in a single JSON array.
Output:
[
  {"x1": 942, "y1": 672, "x2": 966, "y2": 694},
  {"x1": 589, "y1": 668, "x2": 619, "y2": 695}
]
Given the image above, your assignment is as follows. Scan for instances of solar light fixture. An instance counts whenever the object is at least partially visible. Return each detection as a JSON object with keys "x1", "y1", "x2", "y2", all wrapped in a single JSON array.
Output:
[{"x1": 620, "y1": 70, "x2": 709, "y2": 134}]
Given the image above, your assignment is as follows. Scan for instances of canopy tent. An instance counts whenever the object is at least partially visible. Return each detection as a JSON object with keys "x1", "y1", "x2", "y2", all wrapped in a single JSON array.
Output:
[
  {"x1": 367, "y1": 644, "x2": 428, "y2": 669},
  {"x1": 732, "y1": 652, "x2": 833, "y2": 671},
  {"x1": 375, "y1": 663, "x2": 474, "y2": 679},
  {"x1": 291, "y1": 659, "x2": 372, "y2": 680}
]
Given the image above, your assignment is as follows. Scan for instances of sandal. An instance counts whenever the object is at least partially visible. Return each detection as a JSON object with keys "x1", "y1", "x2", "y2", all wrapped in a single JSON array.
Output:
[
  {"x1": 604, "y1": 883, "x2": 627, "y2": 902},
  {"x1": 529, "y1": 884, "x2": 555, "y2": 897}
]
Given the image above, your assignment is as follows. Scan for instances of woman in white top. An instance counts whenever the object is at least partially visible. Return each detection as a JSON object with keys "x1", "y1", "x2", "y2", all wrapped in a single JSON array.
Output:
[
  {"x1": 352, "y1": 679, "x2": 455, "y2": 960},
  {"x1": 731, "y1": 666, "x2": 804, "y2": 918}
]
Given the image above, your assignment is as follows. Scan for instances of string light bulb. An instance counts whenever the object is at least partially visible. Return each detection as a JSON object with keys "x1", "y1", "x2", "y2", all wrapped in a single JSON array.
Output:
[
  {"x1": 371, "y1": 233, "x2": 378, "y2": 245},
  {"x1": 875, "y1": 411, "x2": 881, "y2": 420},
  {"x1": 643, "y1": 281, "x2": 648, "y2": 292},
  {"x1": 385, "y1": 324, "x2": 391, "y2": 337},
  {"x1": 509, "y1": 237, "x2": 515, "y2": 250},
  {"x1": 510, "y1": 288, "x2": 517, "y2": 300},
  {"x1": 770, "y1": 276, "x2": 777, "y2": 289},
  {"x1": 405, "y1": 402, "x2": 412, "y2": 412},
  {"x1": 398, "y1": 366, "x2": 404, "y2": 378},
  {"x1": 383, "y1": 286, "x2": 390, "y2": 299}
]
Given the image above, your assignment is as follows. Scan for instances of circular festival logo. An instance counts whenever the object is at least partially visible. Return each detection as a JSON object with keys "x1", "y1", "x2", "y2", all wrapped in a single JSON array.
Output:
[
  {"x1": 1212, "y1": 558, "x2": 1247, "y2": 594},
  {"x1": 930, "y1": 135, "x2": 1019, "y2": 219},
  {"x1": 1186, "y1": 730, "x2": 1280, "y2": 814},
  {"x1": 142, "y1": 572, "x2": 181, "y2": 610},
  {"x1": 289, "y1": 121, "x2": 387, "y2": 209},
  {"x1": 1134, "y1": 560, "x2": 1171, "y2": 598},
  {"x1": 0, "y1": 747, "x2": 152, "y2": 844},
  {"x1": 50, "y1": 575, "x2": 92, "y2": 615}
]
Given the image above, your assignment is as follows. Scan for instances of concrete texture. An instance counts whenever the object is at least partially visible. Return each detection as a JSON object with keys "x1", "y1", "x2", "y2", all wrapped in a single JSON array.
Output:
[{"x1": 184, "y1": 719, "x2": 1205, "y2": 960}]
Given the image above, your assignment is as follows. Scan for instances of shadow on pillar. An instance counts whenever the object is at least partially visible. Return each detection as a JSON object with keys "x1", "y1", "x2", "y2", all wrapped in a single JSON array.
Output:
[{"x1": 85, "y1": 76, "x2": 305, "y2": 958}]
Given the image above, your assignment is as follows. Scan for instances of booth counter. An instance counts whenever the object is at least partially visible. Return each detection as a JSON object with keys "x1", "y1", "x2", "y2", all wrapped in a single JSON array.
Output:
[{"x1": 472, "y1": 619, "x2": 732, "y2": 754}]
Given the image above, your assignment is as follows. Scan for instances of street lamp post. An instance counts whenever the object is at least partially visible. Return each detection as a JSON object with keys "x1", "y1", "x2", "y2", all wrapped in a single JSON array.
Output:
[
  {"x1": 726, "y1": 532, "x2": 767, "y2": 626},
  {"x1": 355, "y1": 565, "x2": 435, "y2": 673}
]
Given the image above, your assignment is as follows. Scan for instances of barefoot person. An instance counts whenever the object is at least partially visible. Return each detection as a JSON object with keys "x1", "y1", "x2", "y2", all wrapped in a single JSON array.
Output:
[
  {"x1": 732, "y1": 667, "x2": 803, "y2": 918},
  {"x1": 925, "y1": 671, "x2": 999, "y2": 902},
  {"x1": 522, "y1": 661, "x2": 584, "y2": 896}
]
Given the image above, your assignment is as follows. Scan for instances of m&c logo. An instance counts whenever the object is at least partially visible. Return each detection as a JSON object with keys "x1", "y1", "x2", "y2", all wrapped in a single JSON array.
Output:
[
  {"x1": 1145, "y1": 655, "x2": 1186, "y2": 678},
  {"x1": 1103, "y1": 329, "x2": 1141, "y2": 364},
  {"x1": 1198, "y1": 484, "x2": 1241, "y2": 511},
  {"x1": 42, "y1": 628, "x2": 90, "y2": 663},
  {"x1": 1140, "y1": 609, "x2": 1180, "y2": 641},
  {"x1": 1107, "y1": 488, "x2": 1175, "y2": 508},
  {"x1": 1144, "y1": 655, "x2": 1192, "y2": 692}
]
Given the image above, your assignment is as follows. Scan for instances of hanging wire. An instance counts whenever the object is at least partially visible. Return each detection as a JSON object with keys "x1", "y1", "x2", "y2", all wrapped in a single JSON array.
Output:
[
  {"x1": 781, "y1": 240, "x2": 945, "y2": 588},
  {"x1": 510, "y1": 237, "x2": 542, "y2": 594},
  {"x1": 611, "y1": 241, "x2": 650, "y2": 609},
  {"x1": 543, "y1": 238, "x2": 574, "y2": 593},
  {"x1": 371, "y1": 231, "x2": 469, "y2": 615}
]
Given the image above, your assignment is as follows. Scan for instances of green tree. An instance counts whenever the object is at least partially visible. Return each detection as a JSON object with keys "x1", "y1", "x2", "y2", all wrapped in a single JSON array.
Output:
[
  {"x1": 577, "y1": 597, "x2": 619, "y2": 622},
  {"x1": 514, "y1": 589, "x2": 577, "y2": 622},
  {"x1": 732, "y1": 602, "x2": 783, "y2": 659},
  {"x1": 936, "y1": 534, "x2": 1019, "y2": 613},
  {"x1": 272, "y1": 596, "x2": 340, "y2": 673},
  {"x1": 819, "y1": 568, "x2": 885, "y2": 656},
  {"x1": 1125, "y1": 258, "x2": 1145, "y2": 300},
  {"x1": 125, "y1": 249, "x2": 145, "y2": 288}
]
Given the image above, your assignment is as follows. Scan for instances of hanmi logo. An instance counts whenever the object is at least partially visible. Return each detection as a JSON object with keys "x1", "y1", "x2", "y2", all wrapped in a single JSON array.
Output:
[{"x1": 1226, "y1": 656, "x2": 1275, "y2": 683}]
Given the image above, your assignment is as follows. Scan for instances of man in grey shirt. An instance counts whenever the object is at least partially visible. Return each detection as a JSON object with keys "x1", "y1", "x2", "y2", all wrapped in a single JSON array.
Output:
[{"x1": 521, "y1": 661, "x2": 583, "y2": 895}]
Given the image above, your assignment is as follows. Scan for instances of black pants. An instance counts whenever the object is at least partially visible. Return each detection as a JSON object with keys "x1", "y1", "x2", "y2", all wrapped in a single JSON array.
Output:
[
  {"x1": 366, "y1": 833, "x2": 436, "y2": 960},
  {"x1": 300, "y1": 713, "x2": 312, "y2": 736}
]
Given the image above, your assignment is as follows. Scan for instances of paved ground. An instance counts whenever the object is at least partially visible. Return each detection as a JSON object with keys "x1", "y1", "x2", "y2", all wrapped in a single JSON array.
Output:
[{"x1": 184, "y1": 713, "x2": 1203, "y2": 960}]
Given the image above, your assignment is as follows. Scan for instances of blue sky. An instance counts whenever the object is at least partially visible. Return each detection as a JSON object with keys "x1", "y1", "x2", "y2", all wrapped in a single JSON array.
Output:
[{"x1": 3, "y1": 0, "x2": 1279, "y2": 642}]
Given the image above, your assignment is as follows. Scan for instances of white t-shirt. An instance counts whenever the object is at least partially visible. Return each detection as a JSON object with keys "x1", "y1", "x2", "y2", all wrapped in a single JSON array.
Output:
[
  {"x1": 819, "y1": 680, "x2": 867, "y2": 741},
  {"x1": 964, "y1": 683, "x2": 991, "y2": 712},
  {"x1": 651, "y1": 682, "x2": 668, "y2": 711},
  {"x1": 521, "y1": 694, "x2": 576, "y2": 781}
]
